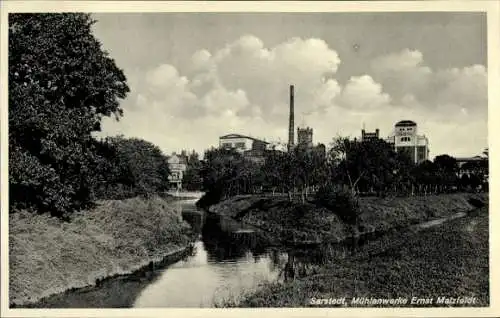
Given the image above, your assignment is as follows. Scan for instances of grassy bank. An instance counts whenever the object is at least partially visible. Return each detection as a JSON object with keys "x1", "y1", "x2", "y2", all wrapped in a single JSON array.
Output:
[
  {"x1": 9, "y1": 196, "x2": 195, "y2": 306},
  {"x1": 226, "y1": 207, "x2": 489, "y2": 307},
  {"x1": 209, "y1": 193, "x2": 488, "y2": 245}
]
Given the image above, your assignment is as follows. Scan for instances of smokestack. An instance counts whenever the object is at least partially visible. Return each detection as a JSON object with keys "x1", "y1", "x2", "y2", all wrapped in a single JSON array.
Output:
[{"x1": 288, "y1": 85, "x2": 294, "y2": 152}]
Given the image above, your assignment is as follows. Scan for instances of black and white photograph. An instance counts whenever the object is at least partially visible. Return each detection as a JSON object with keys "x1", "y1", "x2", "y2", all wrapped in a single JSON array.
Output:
[{"x1": 1, "y1": 1, "x2": 498, "y2": 317}]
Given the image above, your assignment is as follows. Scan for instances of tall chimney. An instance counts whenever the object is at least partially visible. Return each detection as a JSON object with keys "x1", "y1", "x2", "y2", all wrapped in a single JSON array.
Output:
[{"x1": 288, "y1": 85, "x2": 294, "y2": 152}]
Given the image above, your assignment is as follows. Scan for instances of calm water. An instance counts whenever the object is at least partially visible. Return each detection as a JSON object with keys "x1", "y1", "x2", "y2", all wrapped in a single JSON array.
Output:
[
  {"x1": 132, "y1": 199, "x2": 289, "y2": 307},
  {"x1": 26, "y1": 198, "x2": 319, "y2": 308}
]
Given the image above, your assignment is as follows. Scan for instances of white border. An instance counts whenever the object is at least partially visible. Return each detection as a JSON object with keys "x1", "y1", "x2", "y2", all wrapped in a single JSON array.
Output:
[{"x1": 1, "y1": 1, "x2": 499, "y2": 317}]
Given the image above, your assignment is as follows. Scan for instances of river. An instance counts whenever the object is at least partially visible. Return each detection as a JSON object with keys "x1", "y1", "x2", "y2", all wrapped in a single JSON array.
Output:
[
  {"x1": 26, "y1": 198, "x2": 324, "y2": 308},
  {"x1": 133, "y1": 199, "x2": 291, "y2": 307},
  {"x1": 23, "y1": 197, "x2": 470, "y2": 308}
]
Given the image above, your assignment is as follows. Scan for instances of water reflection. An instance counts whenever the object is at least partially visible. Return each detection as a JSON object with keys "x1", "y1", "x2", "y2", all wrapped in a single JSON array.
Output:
[
  {"x1": 133, "y1": 206, "x2": 290, "y2": 307},
  {"x1": 25, "y1": 199, "x2": 331, "y2": 308},
  {"x1": 133, "y1": 240, "x2": 284, "y2": 307},
  {"x1": 132, "y1": 200, "x2": 352, "y2": 307}
]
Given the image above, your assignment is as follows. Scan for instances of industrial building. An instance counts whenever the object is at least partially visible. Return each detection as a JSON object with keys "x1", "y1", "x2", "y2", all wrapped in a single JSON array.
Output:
[
  {"x1": 297, "y1": 127, "x2": 313, "y2": 148},
  {"x1": 218, "y1": 133, "x2": 270, "y2": 163},
  {"x1": 361, "y1": 128, "x2": 380, "y2": 142},
  {"x1": 219, "y1": 133, "x2": 268, "y2": 153},
  {"x1": 385, "y1": 120, "x2": 430, "y2": 164}
]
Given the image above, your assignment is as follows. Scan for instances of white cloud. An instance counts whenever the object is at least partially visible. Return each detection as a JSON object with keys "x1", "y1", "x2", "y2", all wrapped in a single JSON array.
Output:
[
  {"x1": 98, "y1": 37, "x2": 487, "y2": 158},
  {"x1": 336, "y1": 75, "x2": 391, "y2": 110},
  {"x1": 370, "y1": 49, "x2": 487, "y2": 116}
]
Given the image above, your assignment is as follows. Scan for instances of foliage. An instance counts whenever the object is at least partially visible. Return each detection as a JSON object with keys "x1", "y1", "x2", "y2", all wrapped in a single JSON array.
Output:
[
  {"x1": 182, "y1": 150, "x2": 203, "y2": 191},
  {"x1": 199, "y1": 135, "x2": 488, "y2": 211},
  {"x1": 314, "y1": 185, "x2": 359, "y2": 225},
  {"x1": 93, "y1": 136, "x2": 171, "y2": 199},
  {"x1": 9, "y1": 196, "x2": 194, "y2": 305},
  {"x1": 9, "y1": 13, "x2": 129, "y2": 217},
  {"x1": 200, "y1": 148, "x2": 263, "y2": 198},
  {"x1": 329, "y1": 137, "x2": 401, "y2": 195},
  {"x1": 433, "y1": 154, "x2": 459, "y2": 189}
]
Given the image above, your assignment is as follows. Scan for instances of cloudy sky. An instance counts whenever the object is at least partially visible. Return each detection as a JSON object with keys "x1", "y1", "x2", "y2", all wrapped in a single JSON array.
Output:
[{"x1": 91, "y1": 12, "x2": 487, "y2": 158}]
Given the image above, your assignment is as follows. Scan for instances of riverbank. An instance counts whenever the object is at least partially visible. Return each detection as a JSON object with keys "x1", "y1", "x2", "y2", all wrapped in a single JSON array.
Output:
[
  {"x1": 9, "y1": 195, "x2": 196, "y2": 307},
  {"x1": 209, "y1": 193, "x2": 488, "y2": 245},
  {"x1": 225, "y1": 207, "x2": 489, "y2": 307}
]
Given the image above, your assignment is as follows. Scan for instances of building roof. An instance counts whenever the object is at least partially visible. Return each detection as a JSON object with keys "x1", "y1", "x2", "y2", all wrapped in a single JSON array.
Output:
[
  {"x1": 167, "y1": 154, "x2": 187, "y2": 164},
  {"x1": 395, "y1": 120, "x2": 417, "y2": 127},
  {"x1": 456, "y1": 156, "x2": 487, "y2": 162},
  {"x1": 219, "y1": 133, "x2": 269, "y2": 144}
]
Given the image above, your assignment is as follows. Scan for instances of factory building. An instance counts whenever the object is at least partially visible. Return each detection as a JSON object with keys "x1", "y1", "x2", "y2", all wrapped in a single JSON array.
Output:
[{"x1": 385, "y1": 120, "x2": 429, "y2": 164}]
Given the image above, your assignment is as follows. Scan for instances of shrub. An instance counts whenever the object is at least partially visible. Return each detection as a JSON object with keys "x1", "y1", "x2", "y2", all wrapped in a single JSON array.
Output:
[{"x1": 314, "y1": 185, "x2": 359, "y2": 225}]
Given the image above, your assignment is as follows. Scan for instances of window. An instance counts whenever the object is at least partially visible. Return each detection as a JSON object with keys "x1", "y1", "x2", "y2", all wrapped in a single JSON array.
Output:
[
  {"x1": 235, "y1": 142, "x2": 246, "y2": 149},
  {"x1": 400, "y1": 137, "x2": 411, "y2": 142},
  {"x1": 417, "y1": 146, "x2": 427, "y2": 162},
  {"x1": 222, "y1": 143, "x2": 232, "y2": 148}
]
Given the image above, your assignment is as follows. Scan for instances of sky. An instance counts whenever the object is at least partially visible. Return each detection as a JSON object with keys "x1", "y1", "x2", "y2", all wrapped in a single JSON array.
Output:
[{"x1": 91, "y1": 12, "x2": 488, "y2": 159}]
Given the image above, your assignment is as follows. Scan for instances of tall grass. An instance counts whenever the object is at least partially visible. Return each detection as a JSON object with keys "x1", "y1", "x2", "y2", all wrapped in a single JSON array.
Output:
[
  {"x1": 210, "y1": 193, "x2": 488, "y2": 245},
  {"x1": 230, "y1": 208, "x2": 489, "y2": 307},
  {"x1": 9, "y1": 196, "x2": 194, "y2": 306}
]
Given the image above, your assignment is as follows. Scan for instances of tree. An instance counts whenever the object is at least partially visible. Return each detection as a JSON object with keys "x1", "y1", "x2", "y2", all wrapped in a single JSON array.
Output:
[
  {"x1": 460, "y1": 173, "x2": 471, "y2": 190},
  {"x1": 412, "y1": 160, "x2": 438, "y2": 195},
  {"x1": 97, "y1": 137, "x2": 171, "y2": 198},
  {"x1": 329, "y1": 137, "x2": 402, "y2": 195},
  {"x1": 9, "y1": 14, "x2": 130, "y2": 217},
  {"x1": 261, "y1": 149, "x2": 287, "y2": 194},
  {"x1": 433, "y1": 154, "x2": 459, "y2": 193},
  {"x1": 182, "y1": 150, "x2": 203, "y2": 191}
]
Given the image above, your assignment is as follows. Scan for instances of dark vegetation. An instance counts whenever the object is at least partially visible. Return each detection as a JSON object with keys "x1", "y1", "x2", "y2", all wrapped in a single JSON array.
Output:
[
  {"x1": 209, "y1": 192, "x2": 487, "y2": 247},
  {"x1": 198, "y1": 136, "x2": 488, "y2": 226},
  {"x1": 10, "y1": 14, "x2": 487, "y2": 222},
  {"x1": 8, "y1": 13, "x2": 176, "y2": 219},
  {"x1": 8, "y1": 14, "x2": 201, "y2": 305},
  {"x1": 9, "y1": 196, "x2": 195, "y2": 306},
  {"x1": 91, "y1": 136, "x2": 172, "y2": 200},
  {"x1": 230, "y1": 208, "x2": 489, "y2": 307}
]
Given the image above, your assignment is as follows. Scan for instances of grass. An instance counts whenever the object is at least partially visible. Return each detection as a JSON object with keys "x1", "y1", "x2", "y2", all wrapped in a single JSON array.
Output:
[
  {"x1": 224, "y1": 207, "x2": 489, "y2": 307},
  {"x1": 9, "y1": 195, "x2": 195, "y2": 306},
  {"x1": 210, "y1": 193, "x2": 488, "y2": 245}
]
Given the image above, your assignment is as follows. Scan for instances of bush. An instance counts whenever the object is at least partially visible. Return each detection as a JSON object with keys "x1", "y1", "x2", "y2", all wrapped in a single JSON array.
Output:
[
  {"x1": 93, "y1": 136, "x2": 171, "y2": 200},
  {"x1": 314, "y1": 185, "x2": 359, "y2": 225}
]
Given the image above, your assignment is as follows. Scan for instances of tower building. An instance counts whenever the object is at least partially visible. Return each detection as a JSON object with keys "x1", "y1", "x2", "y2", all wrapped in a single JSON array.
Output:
[
  {"x1": 361, "y1": 128, "x2": 380, "y2": 142},
  {"x1": 297, "y1": 127, "x2": 313, "y2": 148},
  {"x1": 385, "y1": 120, "x2": 429, "y2": 164}
]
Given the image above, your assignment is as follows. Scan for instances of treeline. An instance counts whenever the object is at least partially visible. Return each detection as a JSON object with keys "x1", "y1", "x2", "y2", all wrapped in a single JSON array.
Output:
[
  {"x1": 8, "y1": 14, "x2": 174, "y2": 219},
  {"x1": 197, "y1": 137, "x2": 489, "y2": 207}
]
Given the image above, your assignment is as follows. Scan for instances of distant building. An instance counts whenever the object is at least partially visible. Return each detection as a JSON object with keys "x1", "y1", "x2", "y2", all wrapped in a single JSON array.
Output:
[
  {"x1": 456, "y1": 156, "x2": 488, "y2": 180},
  {"x1": 219, "y1": 133, "x2": 269, "y2": 153},
  {"x1": 167, "y1": 153, "x2": 187, "y2": 190},
  {"x1": 219, "y1": 133, "x2": 270, "y2": 163},
  {"x1": 385, "y1": 120, "x2": 429, "y2": 164},
  {"x1": 361, "y1": 128, "x2": 380, "y2": 142},
  {"x1": 297, "y1": 127, "x2": 313, "y2": 149}
]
